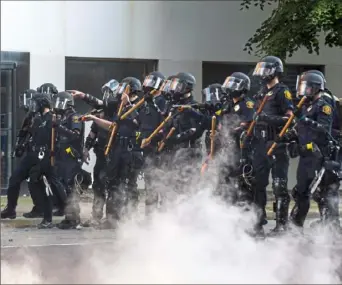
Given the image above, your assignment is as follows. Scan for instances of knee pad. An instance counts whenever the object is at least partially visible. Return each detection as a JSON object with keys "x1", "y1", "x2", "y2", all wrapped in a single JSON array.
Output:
[{"x1": 272, "y1": 178, "x2": 288, "y2": 198}]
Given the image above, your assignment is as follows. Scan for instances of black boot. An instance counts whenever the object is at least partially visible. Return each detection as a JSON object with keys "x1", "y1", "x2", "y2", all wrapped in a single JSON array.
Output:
[
  {"x1": 1, "y1": 206, "x2": 16, "y2": 219},
  {"x1": 23, "y1": 206, "x2": 44, "y2": 218},
  {"x1": 37, "y1": 219, "x2": 53, "y2": 229},
  {"x1": 269, "y1": 197, "x2": 290, "y2": 236},
  {"x1": 53, "y1": 209, "x2": 65, "y2": 216},
  {"x1": 57, "y1": 218, "x2": 82, "y2": 230}
]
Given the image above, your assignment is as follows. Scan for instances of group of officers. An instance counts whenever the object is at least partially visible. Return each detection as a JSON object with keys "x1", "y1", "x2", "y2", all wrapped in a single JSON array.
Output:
[{"x1": 1, "y1": 55, "x2": 341, "y2": 237}]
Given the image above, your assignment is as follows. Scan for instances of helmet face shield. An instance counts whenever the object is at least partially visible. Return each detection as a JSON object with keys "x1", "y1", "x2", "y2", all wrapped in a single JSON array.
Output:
[
  {"x1": 117, "y1": 82, "x2": 131, "y2": 96},
  {"x1": 160, "y1": 80, "x2": 171, "y2": 93},
  {"x1": 19, "y1": 92, "x2": 33, "y2": 110},
  {"x1": 101, "y1": 79, "x2": 119, "y2": 95},
  {"x1": 297, "y1": 81, "x2": 314, "y2": 97},
  {"x1": 222, "y1": 76, "x2": 244, "y2": 92},
  {"x1": 26, "y1": 98, "x2": 39, "y2": 113},
  {"x1": 253, "y1": 62, "x2": 276, "y2": 77},
  {"x1": 143, "y1": 75, "x2": 163, "y2": 91},
  {"x1": 54, "y1": 97, "x2": 68, "y2": 110},
  {"x1": 169, "y1": 78, "x2": 187, "y2": 94}
]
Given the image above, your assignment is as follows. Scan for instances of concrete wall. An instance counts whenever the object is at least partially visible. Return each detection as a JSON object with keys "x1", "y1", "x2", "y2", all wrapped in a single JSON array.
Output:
[{"x1": 2, "y1": 0, "x2": 341, "y2": 189}]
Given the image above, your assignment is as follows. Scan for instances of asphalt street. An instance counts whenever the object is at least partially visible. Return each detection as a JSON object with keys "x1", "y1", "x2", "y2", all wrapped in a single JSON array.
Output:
[{"x1": 2, "y1": 219, "x2": 342, "y2": 284}]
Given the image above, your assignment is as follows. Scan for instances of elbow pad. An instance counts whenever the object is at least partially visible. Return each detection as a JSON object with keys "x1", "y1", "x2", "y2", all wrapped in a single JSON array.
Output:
[
  {"x1": 57, "y1": 125, "x2": 80, "y2": 140},
  {"x1": 84, "y1": 94, "x2": 103, "y2": 108}
]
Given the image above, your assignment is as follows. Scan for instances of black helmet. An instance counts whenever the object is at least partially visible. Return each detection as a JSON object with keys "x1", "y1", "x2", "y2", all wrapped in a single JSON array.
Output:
[
  {"x1": 19, "y1": 89, "x2": 37, "y2": 111},
  {"x1": 37, "y1": 83, "x2": 58, "y2": 95},
  {"x1": 253, "y1": 56, "x2": 283, "y2": 83},
  {"x1": 27, "y1": 93, "x2": 52, "y2": 113},
  {"x1": 54, "y1": 91, "x2": 74, "y2": 112},
  {"x1": 101, "y1": 79, "x2": 120, "y2": 101},
  {"x1": 142, "y1": 71, "x2": 165, "y2": 94},
  {"x1": 117, "y1": 77, "x2": 142, "y2": 97},
  {"x1": 202, "y1": 83, "x2": 223, "y2": 111},
  {"x1": 296, "y1": 72, "x2": 324, "y2": 98},
  {"x1": 169, "y1": 72, "x2": 196, "y2": 100},
  {"x1": 222, "y1": 72, "x2": 251, "y2": 98}
]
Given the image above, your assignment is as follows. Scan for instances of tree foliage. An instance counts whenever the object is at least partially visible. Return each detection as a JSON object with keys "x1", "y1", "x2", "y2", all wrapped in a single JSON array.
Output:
[{"x1": 241, "y1": 0, "x2": 342, "y2": 59}]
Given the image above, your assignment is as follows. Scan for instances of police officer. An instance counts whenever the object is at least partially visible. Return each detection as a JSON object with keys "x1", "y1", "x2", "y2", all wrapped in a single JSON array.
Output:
[
  {"x1": 1, "y1": 93, "x2": 60, "y2": 228},
  {"x1": 80, "y1": 80, "x2": 120, "y2": 226},
  {"x1": 221, "y1": 73, "x2": 256, "y2": 205},
  {"x1": 285, "y1": 72, "x2": 334, "y2": 230},
  {"x1": 138, "y1": 71, "x2": 167, "y2": 216},
  {"x1": 13, "y1": 89, "x2": 44, "y2": 218},
  {"x1": 301, "y1": 71, "x2": 342, "y2": 231},
  {"x1": 52, "y1": 91, "x2": 85, "y2": 229},
  {"x1": 84, "y1": 77, "x2": 143, "y2": 229},
  {"x1": 251, "y1": 56, "x2": 294, "y2": 236},
  {"x1": 155, "y1": 72, "x2": 205, "y2": 198}
]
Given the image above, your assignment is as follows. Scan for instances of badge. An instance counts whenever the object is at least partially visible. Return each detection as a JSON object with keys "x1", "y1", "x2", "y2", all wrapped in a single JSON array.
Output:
[
  {"x1": 73, "y1": 116, "x2": 80, "y2": 123},
  {"x1": 234, "y1": 105, "x2": 240, "y2": 112},
  {"x1": 284, "y1": 90, "x2": 292, "y2": 100},
  {"x1": 307, "y1": 106, "x2": 312, "y2": 112},
  {"x1": 322, "y1": 105, "x2": 332, "y2": 115},
  {"x1": 266, "y1": 91, "x2": 273, "y2": 97},
  {"x1": 246, "y1": 101, "x2": 254, "y2": 109}
]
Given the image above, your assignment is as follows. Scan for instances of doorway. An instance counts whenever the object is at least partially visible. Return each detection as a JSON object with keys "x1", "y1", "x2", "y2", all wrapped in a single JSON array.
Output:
[{"x1": 1, "y1": 63, "x2": 16, "y2": 191}]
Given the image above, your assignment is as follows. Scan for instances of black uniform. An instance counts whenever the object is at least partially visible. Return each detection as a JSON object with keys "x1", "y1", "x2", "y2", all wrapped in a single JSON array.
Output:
[
  {"x1": 252, "y1": 83, "x2": 294, "y2": 232},
  {"x1": 138, "y1": 94, "x2": 166, "y2": 215},
  {"x1": 55, "y1": 109, "x2": 84, "y2": 228},
  {"x1": 105, "y1": 104, "x2": 143, "y2": 226},
  {"x1": 1, "y1": 96, "x2": 65, "y2": 227},
  {"x1": 290, "y1": 98, "x2": 333, "y2": 227}
]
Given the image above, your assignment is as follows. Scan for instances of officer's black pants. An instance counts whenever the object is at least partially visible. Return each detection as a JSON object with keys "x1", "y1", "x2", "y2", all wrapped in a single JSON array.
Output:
[
  {"x1": 143, "y1": 146, "x2": 161, "y2": 215},
  {"x1": 6, "y1": 152, "x2": 57, "y2": 221},
  {"x1": 56, "y1": 155, "x2": 81, "y2": 221},
  {"x1": 92, "y1": 150, "x2": 107, "y2": 220},
  {"x1": 252, "y1": 140, "x2": 289, "y2": 225},
  {"x1": 105, "y1": 144, "x2": 142, "y2": 222},
  {"x1": 291, "y1": 154, "x2": 322, "y2": 226}
]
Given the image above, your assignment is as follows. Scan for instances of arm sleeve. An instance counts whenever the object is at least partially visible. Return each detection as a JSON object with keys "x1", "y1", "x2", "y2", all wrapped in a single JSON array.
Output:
[{"x1": 277, "y1": 88, "x2": 294, "y2": 114}]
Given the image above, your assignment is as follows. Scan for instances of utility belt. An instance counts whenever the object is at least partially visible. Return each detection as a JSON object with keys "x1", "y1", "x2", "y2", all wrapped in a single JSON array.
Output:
[
  {"x1": 28, "y1": 144, "x2": 50, "y2": 161},
  {"x1": 298, "y1": 142, "x2": 327, "y2": 158},
  {"x1": 254, "y1": 123, "x2": 279, "y2": 142},
  {"x1": 115, "y1": 136, "x2": 137, "y2": 151},
  {"x1": 58, "y1": 145, "x2": 82, "y2": 164}
]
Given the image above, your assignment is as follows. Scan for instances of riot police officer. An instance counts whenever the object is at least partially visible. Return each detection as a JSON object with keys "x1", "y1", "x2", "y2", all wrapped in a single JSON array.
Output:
[
  {"x1": 13, "y1": 89, "x2": 44, "y2": 218},
  {"x1": 251, "y1": 56, "x2": 294, "y2": 236},
  {"x1": 221, "y1": 73, "x2": 256, "y2": 205},
  {"x1": 81, "y1": 80, "x2": 120, "y2": 226},
  {"x1": 52, "y1": 91, "x2": 85, "y2": 229},
  {"x1": 286, "y1": 72, "x2": 334, "y2": 230},
  {"x1": 300, "y1": 71, "x2": 342, "y2": 232},
  {"x1": 1, "y1": 93, "x2": 61, "y2": 228},
  {"x1": 84, "y1": 77, "x2": 143, "y2": 229},
  {"x1": 154, "y1": 72, "x2": 205, "y2": 198},
  {"x1": 138, "y1": 71, "x2": 167, "y2": 216}
]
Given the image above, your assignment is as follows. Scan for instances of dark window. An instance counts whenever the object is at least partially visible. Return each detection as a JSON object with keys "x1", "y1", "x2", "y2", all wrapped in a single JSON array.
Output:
[
  {"x1": 65, "y1": 57, "x2": 158, "y2": 114},
  {"x1": 202, "y1": 61, "x2": 325, "y2": 98}
]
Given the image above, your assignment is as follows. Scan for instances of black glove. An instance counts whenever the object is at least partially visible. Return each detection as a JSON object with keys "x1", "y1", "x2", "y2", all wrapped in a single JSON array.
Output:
[
  {"x1": 279, "y1": 128, "x2": 297, "y2": 143},
  {"x1": 293, "y1": 108, "x2": 303, "y2": 118},
  {"x1": 143, "y1": 93, "x2": 153, "y2": 103},
  {"x1": 12, "y1": 145, "x2": 25, "y2": 158}
]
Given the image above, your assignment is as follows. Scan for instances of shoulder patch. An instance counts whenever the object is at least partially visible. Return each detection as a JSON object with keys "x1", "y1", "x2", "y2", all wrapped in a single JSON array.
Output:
[
  {"x1": 266, "y1": 91, "x2": 273, "y2": 97},
  {"x1": 234, "y1": 105, "x2": 240, "y2": 112},
  {"x1": 322, "y1": 105, "x2": 332, "y2": 115},
  {"x1": 246, "y1": 101, "x2": 254, "y2": 109},
  {"x1": 73, "y1": 115, "x2": 80, "y2": 123},
  {"x1": 284, "y1": 90, "x2": 292, "y2": 100}
]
